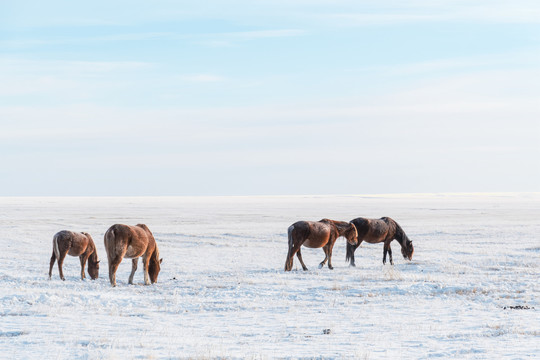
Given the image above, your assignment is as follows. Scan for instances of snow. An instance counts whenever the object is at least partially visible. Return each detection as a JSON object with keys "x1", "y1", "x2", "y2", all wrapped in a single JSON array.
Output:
[{"x1": 0, "y1": 194, "x2": 539, "y2": 359}]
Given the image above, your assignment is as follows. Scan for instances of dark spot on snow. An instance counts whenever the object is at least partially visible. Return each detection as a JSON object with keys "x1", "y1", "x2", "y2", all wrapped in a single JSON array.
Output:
[
  {"x1": 503, "y1": 305, "x2": 534, "y2": 310},
  {"x1": 323, "y1": 329, "x2": 331, "y2": 335},
  {"x1": 0, "y1": 331, "x2": 28, "y2": 337}
]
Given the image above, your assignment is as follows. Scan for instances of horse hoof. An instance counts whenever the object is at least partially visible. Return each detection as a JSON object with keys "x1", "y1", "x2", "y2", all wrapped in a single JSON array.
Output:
[{"x1": 318, "y1": 264, "x2": 323, "y2": 269}]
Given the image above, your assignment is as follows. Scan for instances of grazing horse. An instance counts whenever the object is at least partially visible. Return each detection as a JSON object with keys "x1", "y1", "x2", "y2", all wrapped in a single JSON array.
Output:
[
  {"x1": 285, "y1": 219, "x2": 358, "y2": 271},
  {"x1": 346, "y1": 217, "x2": 414, "y2": 266},
  {"x1": 48, "y1": 231, "x2": 99, "y2": 280},
  {"x1": 104, "y1": 224, "x2": 162, "y2": 287}
]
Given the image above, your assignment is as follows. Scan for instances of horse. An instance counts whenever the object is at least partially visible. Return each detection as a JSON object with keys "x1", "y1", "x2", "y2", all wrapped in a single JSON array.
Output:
[
  {"x1": 48, "y1": 230, "x2": 100, "y2": 280},
  {"x1": 285, "y1": 219, "x2": 358, "y2": 271},
  {"x1": 104, "y1": 224, "x2": 162, "y2": 287},
  {"x1": 346, "y1": 217, "x2": 414, "y2": 266}
]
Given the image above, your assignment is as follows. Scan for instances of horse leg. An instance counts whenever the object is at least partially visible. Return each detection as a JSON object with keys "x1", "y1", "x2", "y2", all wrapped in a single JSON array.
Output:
[
  {"x1": 129, "y1": 258, "x2": 138, "y2": 284},
  {"x1": 296, "y1": 248, "x2": 308, "y2": 271},
  {"x1": 327, "y1": 243, "x2": 335, "y2": 270},
  {"x1": 383, "y1": 242, "x2": 394, "y2": 265},
  {"x1": 109, "y1": 259, "x2": 121, "y2": 287},
  {"x1": 49, "y1": 251, "x2": 56, "y2": 279},
  {"x1": 285, "y1": 243, "x2": 302, "y2": 271},
  {"x1": 142, "y1": 255, "x2": 151, "y2": 285},
  {"x1": 347, "y1": 240, "x2": 363, "y2": 267},
  {"x1": 57, "y1": 250, "x2": 68, "y2": 281},
  {"x1": 107, "y1": 253, "x2": 113, "y2": 285},
  {"x1": 79, "y1": 255, "x2": 88, "y2": 280},
  {"x1": 284, "y1": 249, "x2": 294, "y2": 271},
  {"x1": 108, "y1": 255, "x2": 124, "y2": 287},
  {"x1": 319, "y1": 246, "x2": 329, "y2": 269}
]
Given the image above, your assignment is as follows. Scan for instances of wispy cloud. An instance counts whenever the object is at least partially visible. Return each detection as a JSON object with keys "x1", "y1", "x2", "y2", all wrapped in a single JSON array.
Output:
[
  {"x1": 322, "y1": 1, "x2": 540, "y2": 25},
  {"x1": 1, "y1": 29, "x2": 307, "y2": 50},
  {"x1": 192, "y1": 29, "x2": 307, "y2": 47},
  {"x1": 0, "y1": 58, "x2": 151, "y2": 96},
  {"x1": 351, "y1": 50, "x2": 540, "y2": 77},
  {"x1": 0, "y1": 58, "x2": 150, "y2": 72},
  {"x1": 181, "y1": 74, "x2": 227, "y2": 83}
]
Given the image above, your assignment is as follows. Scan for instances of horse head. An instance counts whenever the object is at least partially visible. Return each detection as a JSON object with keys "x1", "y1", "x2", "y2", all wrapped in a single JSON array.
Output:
[
  {"x1": 401, "y1": 239, "x2": 414, "y2": 261},
  {"x1": 88, "y1": 253, "x2": 100, "y2": 280},
  {"x1": 83, "y1": 233, "x2": 99, "y2": 279},
  {"x1": 148, "y1": 248, "x2": 163, "y2": 284},
  {"x1": 345, "y1": 222, "x2": 358, "y2": 246}
]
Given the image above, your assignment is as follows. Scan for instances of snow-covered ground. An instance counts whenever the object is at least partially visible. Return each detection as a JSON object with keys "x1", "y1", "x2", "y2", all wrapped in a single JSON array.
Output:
[{"x1": 0, "y1": 194, "x2": 538, "y2": 359}]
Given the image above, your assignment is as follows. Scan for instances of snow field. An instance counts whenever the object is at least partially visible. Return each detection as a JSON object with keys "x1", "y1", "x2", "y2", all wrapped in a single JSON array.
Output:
[{"x1": 0, "y1": 194, "x2": 538, "y2": 359}]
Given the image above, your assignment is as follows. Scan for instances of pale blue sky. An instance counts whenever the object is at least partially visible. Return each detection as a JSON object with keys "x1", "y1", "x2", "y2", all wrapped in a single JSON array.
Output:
[{"x1": 1, "y1": 1, "x2": 539, "y2": 195}]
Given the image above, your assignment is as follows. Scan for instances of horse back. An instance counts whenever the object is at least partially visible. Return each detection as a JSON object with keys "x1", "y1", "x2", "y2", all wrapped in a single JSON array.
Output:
[
  {"x1": 54, "y1": 230, "x2": 90, "y2": 256},
  {"x1": 291, "y1": 220, "x2": 332, "y2": 248},
  {"x1": 290, "y1": 221, "x2": 312, "y2": 240},
  {"x1": 351, "y1": 217, "x2": 392, "y2": 243},
  {"x1": 105, "y1": 224, "x2": 154, "y2": 259}
]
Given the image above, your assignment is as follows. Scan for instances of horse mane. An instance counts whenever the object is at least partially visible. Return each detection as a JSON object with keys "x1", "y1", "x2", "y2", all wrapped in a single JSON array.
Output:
[
  {"x1": 335, "y1": 221, "x2": 353, "y2": 234},
  {"x1": 89, "y1": 248, "x2": 99, "y2": 263},
  {"x1": 136, "y1": 224, "x2": 150, "y2": 231},
  {"x1": 383, "y1": 217, "x2": 410, "y2": 245},
  {"x1": 151, "y1": 244, "x2": 160, "y2": 263},
  {"x1": 320, "y1": 219, "x2": 356, "y2": 237},
  {"x1": 148, "y1": 244, "x2": 161, "y2": 282}
]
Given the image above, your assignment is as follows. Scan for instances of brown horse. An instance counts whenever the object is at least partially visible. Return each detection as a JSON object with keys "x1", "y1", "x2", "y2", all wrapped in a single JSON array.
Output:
[
  {"x1": 285, "y1": 219, "x2": 358, "y2": 271},
  {"x1": 48, "y1": 230, "x2": 100, "y2": 280},
  {"x1": 346, "y1": 217, "x2": 414, "y2": 266},
  {"x1": 104, "y1": 224, "x2": 162, "y2": 287}
]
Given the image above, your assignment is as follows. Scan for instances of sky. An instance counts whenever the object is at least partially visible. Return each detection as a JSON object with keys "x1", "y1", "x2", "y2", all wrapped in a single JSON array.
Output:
[{"x1": 1, "y1": 0, "x2": 539, "y2": 196}]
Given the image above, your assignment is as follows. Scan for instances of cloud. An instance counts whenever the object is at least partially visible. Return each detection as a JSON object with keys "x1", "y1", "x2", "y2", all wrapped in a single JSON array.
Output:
[
  {"x1": 0, "y1": 59, "x2": 151, "y2": 97},
  {"x1": 191, "y1": 29, "x2": 307, "y2": 47},
  {"x1": 2, "y1": 28, "x2": 307, "y2": 50},
  {"x1": 320, "y1": 1, "x2": 540, "y2": 25},
  {"x1": 180, "y1": 74, "x2": 227, "y2": 83}
]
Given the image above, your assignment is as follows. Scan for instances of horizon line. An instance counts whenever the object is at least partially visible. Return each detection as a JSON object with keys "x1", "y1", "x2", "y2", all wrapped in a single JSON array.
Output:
[{"x1": 1, "y1": 192, "x2": 538, "y2": 199}]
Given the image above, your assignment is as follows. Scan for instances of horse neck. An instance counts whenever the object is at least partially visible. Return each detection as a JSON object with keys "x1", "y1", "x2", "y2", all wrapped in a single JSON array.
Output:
[
  {"x1": 88, "y1": 249, "x2": 98, "y2": 265},
  {"x1": 332, "y1": 221, "x2": 352, "y2": 235},
  {"x1": 86, "y1": 239, "x2": 98, "y2": 263},
  {"x1": 393, "y1": 222, "x2": 408, "y2": 247},
  {"x1": 152, "y1": 244, "x2": 160, "y2": 261}
]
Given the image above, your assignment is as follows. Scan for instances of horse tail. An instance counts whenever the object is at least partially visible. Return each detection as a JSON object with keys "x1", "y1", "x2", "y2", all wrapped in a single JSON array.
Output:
[
  {"x1": 287, "y1": 225, "x2": 294, "y2": 248},
  {"x1": 53, "y1": 234, "x2": 61, "y2": 259},
  {"x1": 284, "y1": 225, "x2": 295, "y2": 271},
  {"x1": 49, "y1": 236, "x2": 58, "y2": 279},
  {"x1": 345, "y1": 241, "x2": 354, "y2": 262},
  {"x1": 104, "y1": 228, "x2": 115, "y2": 260}
]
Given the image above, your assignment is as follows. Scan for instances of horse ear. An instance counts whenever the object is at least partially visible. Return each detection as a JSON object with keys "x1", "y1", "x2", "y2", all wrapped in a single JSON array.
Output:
[{"x1": 160, "y1": 258, "x2": 163, "y2": 264}]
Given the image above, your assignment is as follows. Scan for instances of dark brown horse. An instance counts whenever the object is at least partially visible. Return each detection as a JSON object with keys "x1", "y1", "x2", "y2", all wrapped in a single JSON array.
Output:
[
  {"x1": 285, "y1": 219, "x2": 358, "y2": 271},
  {"x1": 104, "y1": 224, "x2": 162, "y2": 287},
  {"x1": 346, "y1": 217, "x2": 414, "y2": 266},
  {"x1": 48, "y1": 230, "x2": 100, "y2": 280}
]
